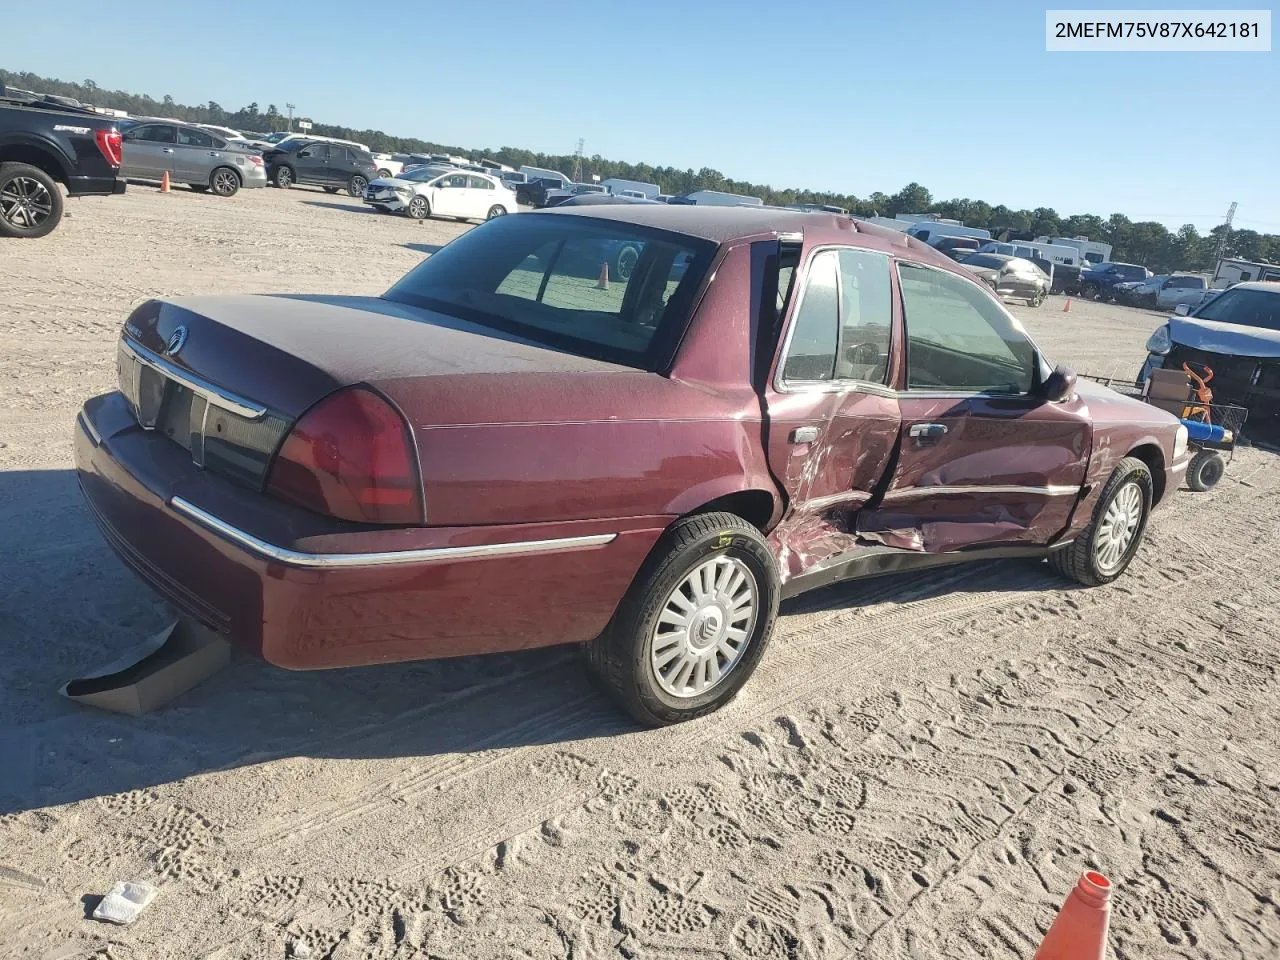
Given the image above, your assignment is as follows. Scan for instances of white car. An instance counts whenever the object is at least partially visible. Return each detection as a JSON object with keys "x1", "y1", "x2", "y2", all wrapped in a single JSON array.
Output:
[{"x1": 363, "y1": 168, "x2": 518, "y2": 221}]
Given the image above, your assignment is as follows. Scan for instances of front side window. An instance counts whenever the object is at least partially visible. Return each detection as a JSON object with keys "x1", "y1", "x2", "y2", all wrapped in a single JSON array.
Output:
[
  {"x1": 177, "y1": 128, "x2": 213, "y2": 147},
  {"x1": 899, "y1": 263, "x2": 1035, "y2": 394},
  {"x1": 135, "y1": 124, "x2": 176, "y2": 144},
  {"x1": 297, "y1": 144, "x2": 328, "y2": 160},
  {"x1": 384, "y1": 214, "x2": 715, "y2": 369}
]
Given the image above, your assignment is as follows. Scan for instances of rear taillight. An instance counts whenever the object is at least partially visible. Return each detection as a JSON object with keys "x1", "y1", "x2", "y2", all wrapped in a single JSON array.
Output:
[
  {"x1": 247, "y1": 155, "x2": 264, "y2": 167},
  {"x1": 266, "y1": 387, "x2": 424, "y2": 525},
  {"x1": 95, "y1": 129, "x2": 123, "y2": 168}
]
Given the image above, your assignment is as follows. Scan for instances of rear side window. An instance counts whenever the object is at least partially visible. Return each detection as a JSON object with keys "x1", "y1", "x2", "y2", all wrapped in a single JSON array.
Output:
[
  {"x1": 135, "y1": 124, "x2": 176, "y2": 143},
  {"x1": 177, "y1": 128, "x2": 213, "y2": 147},
  {"x1": 782, "y1": 251, "x2": 839, "y2": 382},
  {"x1": 836, "y1": 249, "x2": 892, "y2": 383},
  {"x1": 899, "y1": 263, "x2": 1035, "y2": 394},
  {"x1": 469, "y1": 176, "x2": 495, "y2": 190}
]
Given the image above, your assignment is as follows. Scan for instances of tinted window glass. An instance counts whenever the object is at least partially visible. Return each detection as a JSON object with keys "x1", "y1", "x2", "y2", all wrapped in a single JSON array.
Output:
[
  {"x1": 136, "y1": 124, "x2": 176, "y2": 143},
  {"x1": 297, "y1": 143, "x2": 328, "y2": 159},
  {"x1": 329, "y1": 147, "x2": 350, "y2": 163},
  {"x1": 782, "y1": 251, "x2": 839, "y2": 382},
  {"x1": 899, "y1": 264, "x2": 1035, "y2": 393},
  {"x1": 177, "y1": 127, "x2": 213, "y2": 147},
  {"x1": 469, "y1": 175, "x2": 495, "y2": 190},
  {"x1": 1194, "y1": 288, "x2": 1280, "y2": 331},
  {"x1": 440, "y1": 174, "x2": 469, "y2": 189},
  {"x1": 836, "y1": 249, "x2": 892, "y2": 383},
  {"x1": 962, "y1": 254, "x2": 1005, "y2": 269},
  {"x1": 384, "y1": 215, "x2": 715, "y2": 369}
]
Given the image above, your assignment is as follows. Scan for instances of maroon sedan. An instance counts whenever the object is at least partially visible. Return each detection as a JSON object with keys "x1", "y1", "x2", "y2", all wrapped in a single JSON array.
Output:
[{"x1": 75, "y1": 207, "x2": 1189, "y2": 725}]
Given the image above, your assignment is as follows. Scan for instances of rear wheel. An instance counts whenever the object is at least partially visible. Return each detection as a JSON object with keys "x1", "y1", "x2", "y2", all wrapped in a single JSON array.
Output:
[
  {"x1": 584, "y1": 512, "x2": 780, "y2": 726},
  {"x1": 1028, "y1": 289, "x2": 1046, "y2": 307},
  {"x1": 347, "y1": 175, "x2": 368, "y2": 197},
  {"x1": 1050, "y1": 457, "x2": 1152, "y2": 587},
  {"x1": 1186, "y1": 450, "x2": 1225, "y2": 491},
  {"x1": 377, "y1": 168, "x2": 393, "y2": 179},
  {"x1": 1080, "y1": 282, "x2": 1099, "y2": 300},
  {"x1": 0, "y1": 162, "x2": 63, "y2": 239},
  {"x1": 273, "y1": 165, "x2": 295, "y2": 189},
  {"x1": 210, "y1": 167, "x2": 240, "y2": 197},
  {"x1": 406, "y1": 196, "x2": 430, "y2": 220},
  {"x1": 486, "y1": 204, "x2": 507, "y2": 220}
]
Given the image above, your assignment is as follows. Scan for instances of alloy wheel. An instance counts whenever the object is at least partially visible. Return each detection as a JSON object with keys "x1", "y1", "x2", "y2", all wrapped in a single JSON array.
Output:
[
  {"x1": 1094, "y1": 481, "x2": 1143, "y2": 574},
  {"x1": 1, "y1": 176, "x2": 54, "y2": 229},
  {"x1": 650, "y1": 556, "x2": 757, "y2": 699},
  {"x1": 212, "y1": 170, "x2": 237, "y2": 196}
]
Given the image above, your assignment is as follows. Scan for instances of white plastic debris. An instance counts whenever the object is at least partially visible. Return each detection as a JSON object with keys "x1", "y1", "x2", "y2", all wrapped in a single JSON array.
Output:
[
  {"x1": 91, "y1": 880, "x2": 158, "y2": 925},
  {"x1": 288, "y1": 939, "x2": 313, "y2": 959}
]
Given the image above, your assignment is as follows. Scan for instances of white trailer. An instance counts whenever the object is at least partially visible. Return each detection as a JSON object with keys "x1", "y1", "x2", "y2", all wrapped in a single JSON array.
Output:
[
  {"x1": 980, "y1": 239, "x2": 1084, "y2": 268},
  {"x1": 680, "y1": 190, "x2": 764, "y2": 207},
  {"x1": 1036, "y1": 236, "x2": 1112, "y2": 266},
  {"x1": 601, "y1": 177, "x2": 660, "y2": 198},
  {"x1": 1212, "y1": 257, "x2": 1280, "y2": 288},
  {"x1": 519, "y1": 165, "x2": 570, "y2": 187}
]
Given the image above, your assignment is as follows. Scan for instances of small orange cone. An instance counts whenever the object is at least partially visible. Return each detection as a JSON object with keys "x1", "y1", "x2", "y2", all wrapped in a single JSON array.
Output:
[
  {"x1": 1063, "y1": 298, "x2": 1072, "y2": 313},
  {"x1": 1034, "y1": 871, "x2": 1112, "y2": 960},
  {"x1": 596, "y1": 263, "x2": 610, "y2": 290},
  {"x1": 160, "y1": 171, "x2": 171, "y2": 193}
]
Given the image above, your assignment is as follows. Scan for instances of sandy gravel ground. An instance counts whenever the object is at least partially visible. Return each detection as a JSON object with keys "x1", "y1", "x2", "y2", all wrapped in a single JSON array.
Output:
[{"x1": 2, "y1": 187, "x2": 1278, "y2": 960}]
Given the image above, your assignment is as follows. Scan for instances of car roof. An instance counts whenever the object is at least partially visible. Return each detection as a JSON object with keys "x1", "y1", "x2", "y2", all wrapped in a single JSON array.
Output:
[
  {"x1": 1227, "y1": 281, "x2": 1280, "y2": 294},
  {"x1": 539, "y1": 205, "x2": 946, "y2": 259}
]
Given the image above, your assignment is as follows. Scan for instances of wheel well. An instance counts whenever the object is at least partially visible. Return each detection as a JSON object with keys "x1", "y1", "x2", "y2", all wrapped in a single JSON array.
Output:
[
  {"x1": 0, "y1": 145, "x2": 68, "y2": 186},
  {"x1": 685, "y1": 490, "x2": 777, "y2": 531},
  {"x1": 1127, "y1": 443, "x2": 1166, "y2": 504}
]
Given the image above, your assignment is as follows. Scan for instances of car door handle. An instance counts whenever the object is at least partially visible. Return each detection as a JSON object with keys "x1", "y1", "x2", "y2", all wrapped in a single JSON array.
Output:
[
  {"x1": 789, "y1": 426, "x2": 820, "y2": 444},
  {"x1": 908, "y1": 422, "x2": 948, "y2": 440}
]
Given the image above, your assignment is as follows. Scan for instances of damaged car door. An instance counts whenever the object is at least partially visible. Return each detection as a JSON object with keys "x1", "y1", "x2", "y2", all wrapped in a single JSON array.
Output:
[
  {"x1": 761, "y1": 245, "x2": 903, "y2": 580},
  {"x1": 859, "y1": 261, "x2": 1089, "y2": 552}
]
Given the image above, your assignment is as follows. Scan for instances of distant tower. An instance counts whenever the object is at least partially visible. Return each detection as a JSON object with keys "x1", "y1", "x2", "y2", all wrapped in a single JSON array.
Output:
[
  {"x1": 286, "y1": 103, "x2": 296, "y2": 132},
  {"x1": 1212, "y1": 201, "x2": 1237, "y2": 263},
  {"x1": 572, "y1": 138, "x2": 584, "y2": 182}
]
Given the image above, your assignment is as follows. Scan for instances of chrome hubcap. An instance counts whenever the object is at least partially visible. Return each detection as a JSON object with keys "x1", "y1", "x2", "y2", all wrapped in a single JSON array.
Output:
[
  {"x1": 1, "y1": 176, "x2": 53, "y2": 228},
  {"x1": 1095, "y1": 482, "x2": 1143, "y2": 573},
  {"x1": 651, "y1": 556, "x2": 756, "y2": 699}
]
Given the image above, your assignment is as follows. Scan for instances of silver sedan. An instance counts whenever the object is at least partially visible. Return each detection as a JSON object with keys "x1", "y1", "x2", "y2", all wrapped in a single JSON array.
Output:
[{"x1": 120, "y1": 121, "x2": 267, "y2": 196}]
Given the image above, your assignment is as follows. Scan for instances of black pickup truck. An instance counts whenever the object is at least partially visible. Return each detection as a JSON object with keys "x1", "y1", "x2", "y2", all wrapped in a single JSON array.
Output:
[{"x1": 0, "y1": 83, "x2": 126, "y2": 238}]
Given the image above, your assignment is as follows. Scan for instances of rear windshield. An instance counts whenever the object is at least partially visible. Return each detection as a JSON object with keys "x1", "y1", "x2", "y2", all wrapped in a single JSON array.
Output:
[
  {"x1": 1194, "y1": 288, "x2": 1280, "y2": 331},
  {"x1": 383, "y1": 214, "x2": 716, "y2": 369}
]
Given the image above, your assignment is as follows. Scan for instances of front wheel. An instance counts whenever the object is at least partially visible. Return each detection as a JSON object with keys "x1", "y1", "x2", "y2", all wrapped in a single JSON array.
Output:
[
  {"x1": 406, "y1": 196, "x2": 430, "y2": 220},
  {"x1": 1028, "y1": 289, "x2": 1045, "y2": 307},
  {"x1": 1080, "y1": 283, "x2": 1099, "y2": 300},
  {"x1": 584, "y1": 512, "x2": 780, "y2": 726},
  {"x1": 1186, "y1": 450, "x2": 1225, "y2": 491},
  {"x1": 0, "y1": 162, "x2": 64, "y2": 239},
  {"x1": 347, "y1": 175, "x2": 367, "y2": 197},
  {"x1": 1050, "y1": 457, "x2": 1152, "y2": 587}
]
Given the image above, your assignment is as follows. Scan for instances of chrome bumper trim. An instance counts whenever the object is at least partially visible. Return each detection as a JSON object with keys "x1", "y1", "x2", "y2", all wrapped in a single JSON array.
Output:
[
  {"x1": 121, "y1": 337, "x2": 267, "y2": 421},
  {"x1": 169, "y1": 496, "x2": 617, "y2": 569}
]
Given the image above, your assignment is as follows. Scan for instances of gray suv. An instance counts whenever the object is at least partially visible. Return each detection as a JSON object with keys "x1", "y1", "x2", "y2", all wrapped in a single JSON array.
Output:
[{"x1": 120, "y1": 122, "x2": 267, "y2": 196}]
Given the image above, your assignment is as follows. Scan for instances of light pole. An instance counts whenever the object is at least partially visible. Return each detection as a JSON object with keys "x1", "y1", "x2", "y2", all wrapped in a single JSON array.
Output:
[{"x1": 286, "y1": 103, "x2": 295, "y2": 132}]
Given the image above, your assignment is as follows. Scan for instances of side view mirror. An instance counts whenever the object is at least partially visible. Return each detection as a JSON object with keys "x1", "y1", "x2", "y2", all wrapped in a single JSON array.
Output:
[
  {"x1": 1174, "y1": 303, "x2": 1191, "y2": 316},
  {"x1": 1040, "y1": 364, "x2": 1077, "y2": 403}
]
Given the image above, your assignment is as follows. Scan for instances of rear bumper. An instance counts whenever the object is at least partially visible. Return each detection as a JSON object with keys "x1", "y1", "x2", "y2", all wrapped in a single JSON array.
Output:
[
  {"x1": 67, "y1": 174, "x2": 127, "y2": 197},
  {"x1": 75, "y1": 392, "x2": 665, "y2": 669}
]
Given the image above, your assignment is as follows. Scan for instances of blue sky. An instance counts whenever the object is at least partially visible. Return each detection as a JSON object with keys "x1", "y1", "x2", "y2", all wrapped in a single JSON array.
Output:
[{"x1": 9, "y1": 0, "x2": 1277, "y2": 233}]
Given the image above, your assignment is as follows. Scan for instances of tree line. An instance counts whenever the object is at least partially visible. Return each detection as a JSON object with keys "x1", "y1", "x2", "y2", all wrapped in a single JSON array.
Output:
[{"x1": 5, "y1": 69, "x2": 1277, "y2": 274}]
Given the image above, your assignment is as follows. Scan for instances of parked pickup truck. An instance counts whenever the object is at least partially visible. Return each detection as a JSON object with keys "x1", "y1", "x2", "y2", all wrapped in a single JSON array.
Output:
[{"x1": 0, "y1": 83, "x2": 125, "y2": 238}]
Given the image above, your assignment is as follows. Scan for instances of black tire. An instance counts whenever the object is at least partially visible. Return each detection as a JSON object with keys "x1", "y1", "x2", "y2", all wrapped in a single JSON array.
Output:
[
  {"x1": 273, "y1": 165, "x2": 295, "y2": 189},
  {"x1": 189, "y1": 184, "x2": 210, "y2": 193},
  {"x1": 322, "y1": 186, "x2": 340, "y2": 194},
  {"x1": 0, "y1": 162, "x2": 64, "y2": 239},
  {"x1": 1186, "y1": 450, "x2": 1225, "y2": 491},
  {"x1": 347, "y1": 175, "x2": 367, "y2": 198},
  {"x1": 614, "y1": 244, "x2": 640, "y2": 281},
  {"x1": 486, "y1": 204, "x2": 507, "y2": 220},
  {"x1": 1080, "y1": 283, "x2": 1099, "y2": 300},
  {"x1": 584, "y1": 512, "x2": 780, "y2": 726},
  {"x1": 1028, "y1": 289, "x2": 1045, "y2": 307},
  {"x1": 1049, "y1": 457, "x2": 1153, "y2": 587},
  {"x1": 406, "y1": 196, "x2": 430, "y2": 220},
  {"x1": 209, "y1": 167, "x2": 240, "y2": 197},
  {"x1": 377, "y1": 168, "x2": 393, "y2": 179}
]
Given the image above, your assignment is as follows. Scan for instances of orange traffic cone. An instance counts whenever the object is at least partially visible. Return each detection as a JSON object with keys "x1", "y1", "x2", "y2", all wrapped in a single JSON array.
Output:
[
  {"x1": 596, "y1": 263, "x2": 610, "y2": 290},
  {"x1": 160, "y1": 171, "x2": 171, "y2": 194},
  {"x1": 1063, "y1": 298, "x2": 1072, "y2": 313},
  {"x1": 1034, "y1": 871, "x2": 1112, "y2": 960}
]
